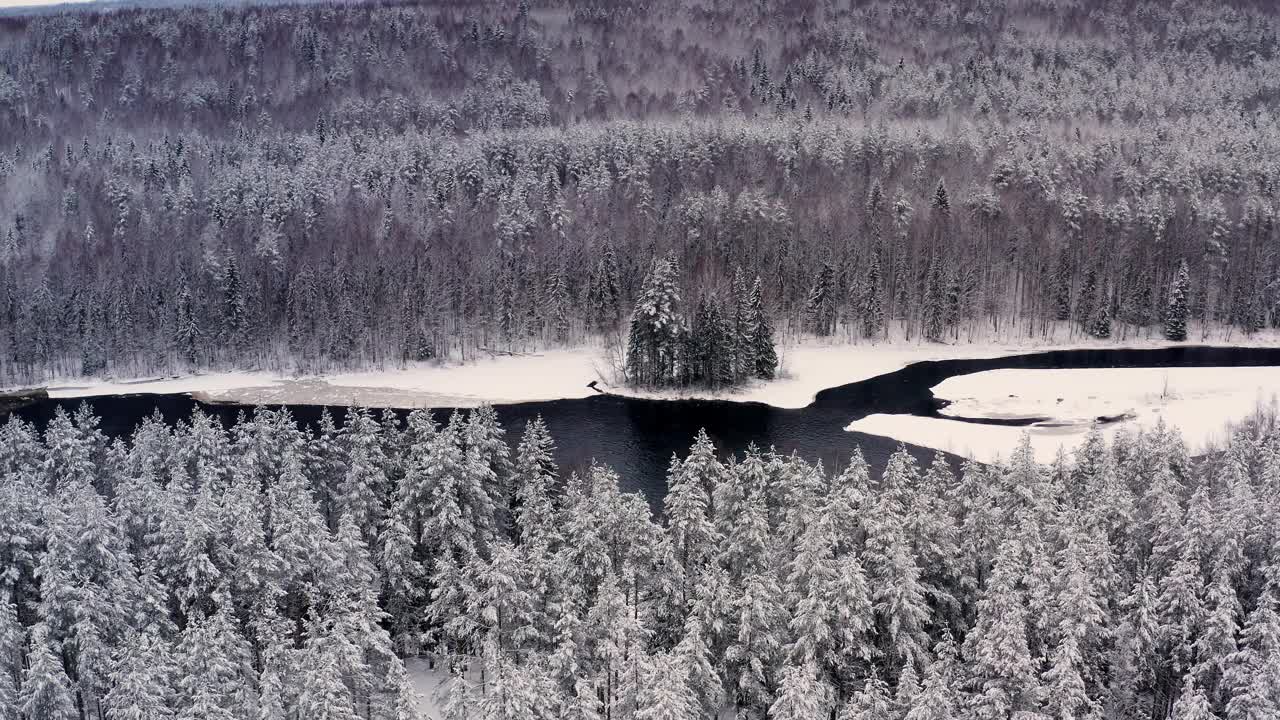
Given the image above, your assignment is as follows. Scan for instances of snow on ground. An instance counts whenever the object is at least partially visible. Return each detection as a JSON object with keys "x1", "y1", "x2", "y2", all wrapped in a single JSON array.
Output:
[
  {"x1": 325, "y1": 347, "x2": 608, "y2": 405},
  {"x1": 39, "y1": 349, "x2": 610, "y2": 408},
  {"x1": 405, "y1": 657, "x2": 453, "y2": 720},
  {"x1": 847, "y1": 366, "x2": 1280, "y2": 462},
  {"x1": 26, "y1": 342, "x2": 1009, "y2": 409},
  {"x1": 46, "y1": 372, "x2": 286, "y2": 400}
]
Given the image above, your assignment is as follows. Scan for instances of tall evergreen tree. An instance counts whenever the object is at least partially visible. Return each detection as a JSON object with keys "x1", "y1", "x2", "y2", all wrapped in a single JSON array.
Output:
[
  {"x1": 18, "y1": 624, "x2": 77, "y2": 720},
  {"x1": 803, "y1": 263, "x2": 837, "y2": 337},
  {"x1": 746, "y1": 277, "x2": 778, "y2": 380},
  {"x1": 862, "y1": 251, "x2": 885, "y2": 340},
  {"x1": 1165, "y1": 260, "x2": 1192, "y2": 342},
  {"x1": 626, "y1": 258, "x2": 684, "y2": 387}
]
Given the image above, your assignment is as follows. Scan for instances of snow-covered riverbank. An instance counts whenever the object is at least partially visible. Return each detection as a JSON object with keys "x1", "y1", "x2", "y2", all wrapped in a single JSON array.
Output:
[
  {"x1": 847, "y1": 366, "x2": 1280, "y2": 462},
  {"x1": 21, "y1": 337, "x2": 1280, "y2": 466},
  {"x1": 39, "y1": 335, "x2": 1280, "y2": 410}
]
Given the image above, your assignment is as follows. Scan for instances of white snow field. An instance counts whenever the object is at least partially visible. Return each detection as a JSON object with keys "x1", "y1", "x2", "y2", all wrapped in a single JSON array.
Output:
[
  {"x1": 846, "y1": 366, "x2": 1280, "y2": 462},
  {"x1": 34, "y1": 341, "x2": 1120, "y2": 409},
  {"x1": 45, "y1": 372, "x2": 286, "y2": 400}
]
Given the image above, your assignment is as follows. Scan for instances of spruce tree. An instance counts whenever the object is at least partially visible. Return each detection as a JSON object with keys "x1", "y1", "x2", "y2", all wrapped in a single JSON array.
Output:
[
  {"x1": 174, "y1": 281, "x2": 201, "y2": 367},
  {"x1": 803, "y1": 263, "x2": 837, "y2": 337},
  {"x1": 922, "y1": 258, "x2": 945, "y2": 342},
  {"x1": 512, "y1": 416, "x2": 558, "y2": 548},
  {"x1": 747, "y1": 277, "x2": 778, "y2": 380},
  {"x1": 729, "y1": 268, "x2": 751, "y2": 383},
  {"x1": 862, "y1": 251, "x2": 885, "y2": 339},
  {"x1": 963, "y1": 538, "x2": 1043, "y2": 719},
  {"x1": 1051, "y1": 246, "x2": 1073, "y2": 322},
  {"x1": 1165, "y1": 259, "x2": 1191, "y2": 341},
  {"x1": 770, "y1": 661, "x2": 828, "y2": 720},
  {"x1": 626, "y1": 258, "x2": 684, "y2": 387},
  {"x1": 104, "y1": 630, "x2": 177, "y2": 720},
  {"x1": 18, "y1": 624, "x2": 77, "y2": 720},
  {"x1": 221, "y1": 258, "x2": 247, "y2": 356},
  {"x1": 931, "y1": 179, "x2": 951, "y2": 217},
  {"x1": 1088, "y1": 281, "x2": 1113, "y2": 339}
]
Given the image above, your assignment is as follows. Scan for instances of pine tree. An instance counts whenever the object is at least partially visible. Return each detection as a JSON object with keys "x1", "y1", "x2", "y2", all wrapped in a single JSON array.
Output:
[
  {"x1": 1088, "y1": 282, "x2": 1113, "y2": 339},
  {"x1": 339, "y1": 407, "x2": 388, "y2": 547},
  {"x1": 931, "y1": 179, "x2": 951, "y2": 218},
  {"x1": 104, "y1": 629, "x2": 177, "y2": 720},
  {"x1": 729, "y1": 268, "x2": 751, "y2": 382},
  {"x1": 221, "y1": 257, "x2": 247, "y2": 356},
  {"x1": 1166, "y1": 260, "x2": 1191, "y2": 341},
  {"x1": 513, "y1": 416, "x2": 558, "y2": 548},
  {"x1": 18, "y1": 624, "x2": 77, "y2": 720},
  {"x1": 1170, "y1": 674, "x2": 1215, "y2": 720},
  {"x1": 626, "y1": 258, "x2": 684, "y2": 387},
  {"x1": 587, "y1": 245, "x2": 622, "y2": 335},
  {"x1": 906, "y1": 633, "x2": 959, "y2": 720},
  {"x1": 838, "y1": 673, "x2": 892, "y2": 720},
  {"x1": 634, "y1": 653, "x2": 699, "y2": 720},
  {"x1": 664, "y1": 430, "x2": 721, "y2": 607},
  {"x1": 770, "y1": 661, "x2": 828, "y2": 720},
  {"x1": 862, "y1": 250, "x2": 885, "y2": 339},
  {"x1": 803, "y1": 263, "x2": 837, "y2": 337},
  {"x1": 174, "y1": 281, "x2": 201, "y2": 367},
  {"x1": 1051, "y1": 246, "x2": 1073, "y2": 322},
  {"x1": 686, "y1": 295, "x2": 734, "y2": 388},
  {"x1": 545, "y1": 268, "x2": 572, "y2": 344},
  {"x1": 922, "y1": 257, "x2": 945, "y2": 342},
  {"x1": 746, "y1": 277, "x2": 777, "y2": 380},
  {"x1": 0, "y1": 589, "x2": 21, "y2": 715},
  {"x1": 963, "y1": 538, "x2": 1042, "y2": 719}
]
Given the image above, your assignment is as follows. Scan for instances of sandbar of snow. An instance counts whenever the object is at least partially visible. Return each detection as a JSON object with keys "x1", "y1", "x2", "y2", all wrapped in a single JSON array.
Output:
[
  {"x1": 325, "y1": 347, "x2": 607, "y2": 405},
  {"x1": 16, "y1": 332, "x2": 1280, "y2": 414},
  {"x1": 847, "y1": 366, "x2": 1280, "y2": 462},
  {"x1": 46, "y1": 372, "x2": 284, "y2": 399}
]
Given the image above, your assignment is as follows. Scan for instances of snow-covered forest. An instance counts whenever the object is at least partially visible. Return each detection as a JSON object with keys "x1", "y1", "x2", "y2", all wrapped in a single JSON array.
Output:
[
  {"x1": 3, "y1": 0, "x2": 1280, "y2": 384},
  {"x1": 3, "y1": 404, "x2": 1280, "y2": 719}
]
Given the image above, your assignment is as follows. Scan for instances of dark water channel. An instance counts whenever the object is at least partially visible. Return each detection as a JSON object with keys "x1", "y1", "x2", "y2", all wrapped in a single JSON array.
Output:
[{"x1": 5, "y1": 346, "x2": 1279, "y2": 505}]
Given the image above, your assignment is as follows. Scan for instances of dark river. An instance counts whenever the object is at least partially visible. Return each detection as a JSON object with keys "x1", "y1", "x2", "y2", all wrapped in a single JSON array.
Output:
[{"x1": 5, "y1": 345, "x2": 1280, "y2": 505}]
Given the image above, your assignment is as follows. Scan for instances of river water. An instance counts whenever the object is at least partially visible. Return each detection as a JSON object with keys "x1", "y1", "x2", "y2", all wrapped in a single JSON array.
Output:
[{"x1": 6, "y1": 346, "x2": 1279, "y2": 504}]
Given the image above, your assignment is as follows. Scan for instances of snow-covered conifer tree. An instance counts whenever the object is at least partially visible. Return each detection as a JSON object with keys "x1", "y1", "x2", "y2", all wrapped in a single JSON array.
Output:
[
  {"x1": 803, "y1": 263, "x2": 837, "y2": 337},
  {"x1": 962, "y1": 538, "x2": 1043, "y2": 719},
  {"x1": 626, "y1": 258, "x2": 684, "y2": 387},
  {"x1": 771, "y1": 661, "x2": 829, "y2": 720},
  {"x1": 103, "y1": 629, "x2": 176, "y2": 720},
  {"x1": 746, "y1": 277, "x2": 777, "y2": 380},
  {"x1": 18, "y1": 624, "x2": 77, "y2": 720},
  {"x1": 1165, "y1": 260, "x2": 1192, "y2": 341}
]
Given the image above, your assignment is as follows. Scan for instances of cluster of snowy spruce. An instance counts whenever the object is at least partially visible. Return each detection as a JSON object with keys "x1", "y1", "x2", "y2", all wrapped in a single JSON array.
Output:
[
  {"x1": 4, "y1": 1, "x2": 1280, "y2": 384},
  {"x1": 4, "y1": 403, "x2": 1280, "y2": 719},
  {"x1": 625, "y1": 260, "x2": 778, "y2": 388}
]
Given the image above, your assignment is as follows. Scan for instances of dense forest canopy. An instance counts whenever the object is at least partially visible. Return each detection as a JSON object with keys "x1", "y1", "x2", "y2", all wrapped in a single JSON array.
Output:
[
  {"x1": 1, "y1": 0, "x2": 1280, "y2": 384},
  {"x1": 3, "y1": 402, "x2": 1280, "y2": 719}
]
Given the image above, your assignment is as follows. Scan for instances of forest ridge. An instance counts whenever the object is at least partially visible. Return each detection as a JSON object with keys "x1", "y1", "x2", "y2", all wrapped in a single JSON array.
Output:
[{"x1": 0, "y1": 0, "x2": 1278, "y2": 384}]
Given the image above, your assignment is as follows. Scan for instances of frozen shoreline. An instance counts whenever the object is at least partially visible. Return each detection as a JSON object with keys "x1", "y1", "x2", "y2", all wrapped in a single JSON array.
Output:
[
  {"x1": 847, "y1": 366, "x2": 1280, "y2": 462},
  {"x1": 29, "y1": 333, "x2": 1280, "y2": 411},
  {"x1": 15, "y1": 336, "x2": 1280, "y2": 464}
]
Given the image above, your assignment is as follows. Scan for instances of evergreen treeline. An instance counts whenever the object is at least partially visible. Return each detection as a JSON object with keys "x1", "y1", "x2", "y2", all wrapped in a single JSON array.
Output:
[
  {"x1": 626, "y1": 260, "x2": 777, "y2": 388},
  {"x1": 3, "y1": 0, "x2": 1280, "y2": 385},
  {"x1": 3, "y1": 405, "x2": 1280, "y2": 719}
]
